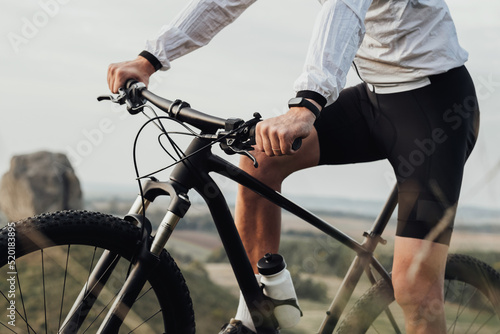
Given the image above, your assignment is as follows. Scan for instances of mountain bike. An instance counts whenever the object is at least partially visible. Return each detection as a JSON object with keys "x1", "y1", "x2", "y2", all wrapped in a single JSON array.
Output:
[{"x1": 1, "y1": 81, "x2": 499, "y2": 333}]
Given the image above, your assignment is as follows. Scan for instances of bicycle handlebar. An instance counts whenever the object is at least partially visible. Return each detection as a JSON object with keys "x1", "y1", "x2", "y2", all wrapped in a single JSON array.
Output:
[
  {"x1": 140, "y1": 89, "x2": 226, "y2": 134},
  {"x1": 121, "y1": 80, "x2": 226, "y2": 134},
  {"x1": 98, "y1": 80, "x2": 302, "y2": 155}
]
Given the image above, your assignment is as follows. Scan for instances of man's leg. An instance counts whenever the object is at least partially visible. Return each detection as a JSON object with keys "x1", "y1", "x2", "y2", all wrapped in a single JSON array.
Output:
[
  {"x1": 234, "y1": 128, "x2": 321, "y2": 272},
  {"x1": 377, "y1": 66, "x2": 479, "y2": 334},
  {"x1": 392, "y1": 236, "x2": 449, "y2": 334}
]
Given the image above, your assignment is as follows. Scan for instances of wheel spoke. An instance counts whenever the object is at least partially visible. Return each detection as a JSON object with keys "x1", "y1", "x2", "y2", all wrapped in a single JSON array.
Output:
[
  {"x1": 76, "y1": 247, "x2": 99, "y2": 326},
  {"x1": 15, "y1": 262, "x2": 33, "y2": 333},
  {"x1": 0, "y1": 288, "x2": 37, "y2": 333},
  {"x1": 82, "y1": 282, "x2": 120, "y2": 333},
  {"x1": 446, "y1": 281, "x2": 495, "y2": 334},
  {"x1": 472, "y1": 312, "x2": 496, "y2": 333},
  {"x1": 41, "y1": 250, "x2": 48, "y2": 334},
  {"x1": 382, "y1": 305, "x2": 402, "y2": 334},
  {"x1": 58, "y1": 245, "x2": 71, "y2": 331},
  {"x1": 447, "y1": 280, "x2": 472, "y2": 332},
  {"x1": 127, "y1": 309, "x2": 162, "y2": 333},
  {"x1": 0, "y1": 321, "x2": 17, "y2": 333},
  {"x1": 135, "y1": 286, "x2": 154, "y2": 303}
]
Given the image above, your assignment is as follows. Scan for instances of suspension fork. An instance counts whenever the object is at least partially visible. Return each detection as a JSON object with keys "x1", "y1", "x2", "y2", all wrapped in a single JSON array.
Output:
[
  {"x1": 96, "y1": 180, "x2": 191, "y2": 333},
  {"x1": 60, "y1": 180, "x2": 190, "y2": 333}
]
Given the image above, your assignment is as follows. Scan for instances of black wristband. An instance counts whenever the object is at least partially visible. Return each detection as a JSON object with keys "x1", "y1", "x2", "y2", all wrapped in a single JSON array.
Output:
[
  {"x1": 295, "y1": 90, "x2": 327, "y2": 109},
  {"x1": 288, "y1": 97, "x2": 320, "y2": 118},
  {"x1": 139, "y1": 50, "x2": 162, "y2": 72}
]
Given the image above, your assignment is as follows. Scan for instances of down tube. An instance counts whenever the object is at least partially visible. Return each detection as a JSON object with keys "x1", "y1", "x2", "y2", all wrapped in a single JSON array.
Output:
[
  {"x1": 208, "y1": 155, "x2": 366, "y2": 254},
  {"x1": 193, "y1": 172, "x2": 277, "y2": 333}
]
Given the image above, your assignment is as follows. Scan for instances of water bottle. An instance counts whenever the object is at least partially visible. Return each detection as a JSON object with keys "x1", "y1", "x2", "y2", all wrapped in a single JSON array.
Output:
[{"x1": 257, "y1": 253, "x2": 301, "y2": 329}]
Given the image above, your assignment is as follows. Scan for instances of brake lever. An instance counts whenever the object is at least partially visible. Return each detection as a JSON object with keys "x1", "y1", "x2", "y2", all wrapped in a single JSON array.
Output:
[
  {"x1": 97, "y1": 88, "x2": 128, "y2": 104},
  {"x1": 228, "y1": 146, "x2": 259, "y2": 168},
  {"x1": 219, "y1": 135, "x2": 258, "y2": 167},
  {"x1": 97, "y1": 84, "x2": 146, "y2": 114},
  {"x1": 218, "y1": 112, "x2": 262, "y2": 168}
]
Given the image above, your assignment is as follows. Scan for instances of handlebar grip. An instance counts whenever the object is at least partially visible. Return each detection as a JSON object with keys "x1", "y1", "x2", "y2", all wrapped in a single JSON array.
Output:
[{"x1": 292, "y1": 138, "x2": 302, "y2": 151}]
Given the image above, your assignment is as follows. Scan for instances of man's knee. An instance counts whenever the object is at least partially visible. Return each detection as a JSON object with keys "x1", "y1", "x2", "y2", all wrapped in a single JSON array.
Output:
[
  {"x1": 392, "y1": 237, "x2": 448, "y2": 307},
  {"x1": 393, "y1": 274, "x2": 446, "y2": 329},
  {"x1": 392, "y1": 272, "x2": 443, "y2": 308}
]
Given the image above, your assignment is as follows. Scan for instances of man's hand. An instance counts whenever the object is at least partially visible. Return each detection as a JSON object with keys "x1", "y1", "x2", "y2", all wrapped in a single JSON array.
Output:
[
  {"x1": 107, "y1": 56, "x2": 156, "y2": 93},
  {"x1": 256, "y1": 106, "x2": 318, "y2": 156}
]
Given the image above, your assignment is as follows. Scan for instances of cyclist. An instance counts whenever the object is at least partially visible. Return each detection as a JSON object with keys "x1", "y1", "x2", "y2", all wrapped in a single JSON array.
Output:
[{"x1": 108, "y1": 1, "x2": 480, "y2": 333}]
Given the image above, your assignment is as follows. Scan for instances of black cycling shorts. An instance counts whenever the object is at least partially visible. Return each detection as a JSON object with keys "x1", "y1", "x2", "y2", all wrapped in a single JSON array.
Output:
[{"x1": 314, "y1": 66, "x2": 480, "y2": 245}]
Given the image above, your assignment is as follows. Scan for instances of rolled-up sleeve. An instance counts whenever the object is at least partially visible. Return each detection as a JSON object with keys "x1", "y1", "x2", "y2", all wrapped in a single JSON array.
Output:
[
  {"x1": 294, "y1": 0, "x2": 372, "y2": 106},
  {"x1": 145, "y1": 0, "x2": 257, "y2": 71}
]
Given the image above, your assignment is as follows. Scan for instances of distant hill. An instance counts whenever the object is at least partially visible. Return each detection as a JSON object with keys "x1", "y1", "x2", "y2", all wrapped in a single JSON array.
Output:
[{"x1": 82, "y1": 182, "x2": 500, "y2": 227}]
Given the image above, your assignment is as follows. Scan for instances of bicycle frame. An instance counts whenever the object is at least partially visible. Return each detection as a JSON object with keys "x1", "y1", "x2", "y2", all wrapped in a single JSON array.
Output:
[{"x1": 60, "y1": 132, "x2": 398, "y2": 333}]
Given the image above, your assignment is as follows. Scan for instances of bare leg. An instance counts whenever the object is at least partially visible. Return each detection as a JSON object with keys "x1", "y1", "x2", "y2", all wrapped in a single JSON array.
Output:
[
  {"x1": 234, "y1": 128, "x2": 320, "y2": 272},
  {"x1": 392, "y1": 236, "x2": 449, "y2": 334}
]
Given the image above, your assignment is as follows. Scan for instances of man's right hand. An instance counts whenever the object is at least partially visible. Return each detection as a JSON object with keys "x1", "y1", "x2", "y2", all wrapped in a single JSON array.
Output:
[
  {"x1": 107, "y1": 56, "x2": 156, "y2": 93},
  {"x1": 255, "y1": 106, "x2": 317, "y2": 157}
]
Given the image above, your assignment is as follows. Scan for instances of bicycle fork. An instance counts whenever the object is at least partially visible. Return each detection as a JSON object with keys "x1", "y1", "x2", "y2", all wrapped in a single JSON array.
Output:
[{"x1": 59, "y1": 180, "x2": 190, "y2": 334}]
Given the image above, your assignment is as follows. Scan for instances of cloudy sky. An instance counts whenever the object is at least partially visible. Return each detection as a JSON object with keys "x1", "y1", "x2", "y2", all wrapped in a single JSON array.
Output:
[{"x1": 1, "y1": 0, "x2": 499, "y2": 211}]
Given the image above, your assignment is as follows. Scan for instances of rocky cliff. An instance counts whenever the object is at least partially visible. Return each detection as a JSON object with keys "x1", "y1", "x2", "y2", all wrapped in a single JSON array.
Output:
[{"x1": 0, "y1": 151, "x2": 82, "y2": 221}]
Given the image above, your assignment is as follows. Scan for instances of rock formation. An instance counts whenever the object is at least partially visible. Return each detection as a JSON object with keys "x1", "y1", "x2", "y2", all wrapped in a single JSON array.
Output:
[{"x1": 0, "y1": 151, "x2": 83, "y2": 221}]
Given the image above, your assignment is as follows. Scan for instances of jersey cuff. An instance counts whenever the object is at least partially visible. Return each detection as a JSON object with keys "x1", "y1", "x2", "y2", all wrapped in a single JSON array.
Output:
[
  {"x1": 296, "y1": 90, "x2": 327, "y2": 109},
  {"x1": 139, "y1": 50, "x2": 163, "y2": 72}
]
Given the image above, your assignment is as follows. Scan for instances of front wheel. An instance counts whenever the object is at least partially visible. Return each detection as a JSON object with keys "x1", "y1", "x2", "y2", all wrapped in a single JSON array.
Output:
[
  {"x1": 337, "y1": 254, "x2": 500, "y2": 333},
  {"x1": 0, "y1": 210, "x2": 196, "y2": 333}
]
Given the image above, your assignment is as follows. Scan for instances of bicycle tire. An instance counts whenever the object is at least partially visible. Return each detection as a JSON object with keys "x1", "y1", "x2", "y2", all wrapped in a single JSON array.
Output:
[
  {"x1": 0, "y1": 210, "x2": 196, "y2": 333},
  {"x1": 336, "y1": 254, "x2": 500, "y2": 333}
]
